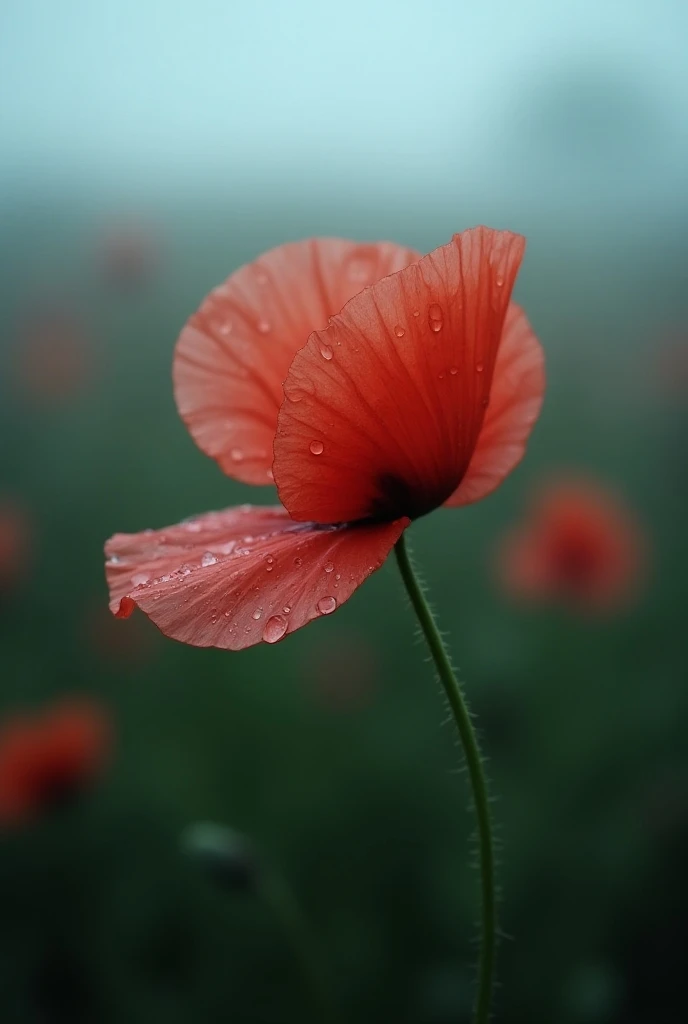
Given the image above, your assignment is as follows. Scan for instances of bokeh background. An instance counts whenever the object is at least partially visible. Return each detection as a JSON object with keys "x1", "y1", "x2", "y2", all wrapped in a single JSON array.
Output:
[{"x1": 1, "y1": 2, "x2": 687, "y2": 1022}]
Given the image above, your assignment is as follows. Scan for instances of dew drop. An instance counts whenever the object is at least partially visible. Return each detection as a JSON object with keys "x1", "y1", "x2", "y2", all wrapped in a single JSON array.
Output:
[
  {"x1": 324, "y1": 562, "x2": 334, "y2": 573},
  {"x1": 412, "y1": 309, "x2": 420, "y2": 317},
  {"x1": 224, "y1": 610, "x2": 231, "y2": 618},
  {"x1": 320, "y1": 344, "x2": 333, "y2": 361},
  {"x1": 428, "y1": 303, "x2": 443, "y2": 332},
  {"x1": 153, "y1": 593, "x2": 161, "y2": 601},
  {"x1": 201, "y1": 552, "x2": 218, "y2": 567},
  {"x1": 107, "y1": 554, "x2": 121, "y2": 565},
  {"x1": 335, "y1": 573, "x2": 341, "y2": 581},
  {"x1": 496, "y1": 276, "x2": 504, "y2": 287},
  {"x1": 283, "y1": 605, "x2": 291, "y2": 614},
  {"x1": 230, "y1": 448, "x2": 244, "y2": 462},
  {"x1": 185, "y1": 520, "x2": 201, "y2": 533},
  {"x1": 266, "y1": 556, "x2": 274, "y2": 564},
  {"x1": 179, "y1": 564, "x2": 193, "y2": 576},
  {"x1": 476, "y1": 362, "x2": 484, "y2": 373},
  {"x1": 310, "y1": 440, "x2": 324, "y2": 456},
  {"x1": 294, "y1": 557, "x2": 303, "y2": 567},
  {"x1": 438, "y1": 372, "x2": 445, "y2": 379},
  {"x1": 252, "y1": 607, "x2": 263, "y2": 620},
  {"x1": 317, "y1": 596, "x2": 337, "y2": 615},
  {"x1": 131, "y1": 573, "x2": 150, "y2": 586},
  {"x1": 449, "y1": 366, "x2": 459, "y2": 376},
  {"x1": 263, "y1": 614, "x2": 288, "y2": 644},
  {"x1": 394, "y1": 324, "x2": 405, "y2": 338},
  {"x1": 217, "y1": 541, "x2": 236, "y2": 556}
]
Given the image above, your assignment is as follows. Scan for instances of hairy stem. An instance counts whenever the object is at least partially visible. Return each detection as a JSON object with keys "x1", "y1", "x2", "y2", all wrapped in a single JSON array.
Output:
[{"x1": 394, "y1": 531, "x2": 497, "y2": 1024}]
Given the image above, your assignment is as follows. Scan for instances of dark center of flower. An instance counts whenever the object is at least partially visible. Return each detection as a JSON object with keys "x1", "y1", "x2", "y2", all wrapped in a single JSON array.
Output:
[{"x1": 369, "y1": 473, "x2": 459, "y2": 522}]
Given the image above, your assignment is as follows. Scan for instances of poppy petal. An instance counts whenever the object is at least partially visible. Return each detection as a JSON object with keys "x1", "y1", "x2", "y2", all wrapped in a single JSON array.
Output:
[
  {"x1": 105, "y1": 506, "x2": 407, "y2": 651},
  {"x1": 173, "y1": 239, "x2": 420, "y2": 486},
  {"x1": 444, "y1": 303, "x2": 544, "y2": 507},
  {"x1": 274, "y1": 228, "x2": 527, "y2": 524}
]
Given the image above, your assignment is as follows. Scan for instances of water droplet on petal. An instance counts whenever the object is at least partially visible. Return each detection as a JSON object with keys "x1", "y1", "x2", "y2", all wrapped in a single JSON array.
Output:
[
  {"x1": 252, "y1": 608, "x2": 263, "y2": 621},
  {"x1": 412, "y1": 309, "x2": 420, "y2": 317},
  {"x1": 310, "y1": 440, "x2": 324, "y2": 455},
  {"x1": 324, "y1": 562, "x2": 334, "y2": 573},
  {"x1": 476, "y1": 362, "x2": 484, "y2": 373},
  {"x1": 266, "y1": 556, "x2": 274, "y2": 564},
  {"x1": 263, "y1": 615, "x2": 288, "y2": 644},
  {"x1": 320, "y1": 344, "x2": 333, "y2": 361},
  {"x1": 317, "y1": 596, "x2": 337, "y2": 615},
  {"x1": 449, "y1": 366, "x2": 459, "y2": 375},
  {"x1": 230, "y1": 448, "x2": 244, "y2": 462},
  {"x1": 283, "y1": 605, "x2": 291, "y2": 614},
  {"x1": 335, "y1": 573, "x2": 341, "y2": 581},
  {"x1": 201, "y1": 552, "x2": 218, "y2": 567},
  {"x1": 394, "y1": 325, "x2": 405, "y2": 338},
  {"x1": 438, "y1": 372, "x2": 445, "y2": 379},
  {"x1": 107, "y1": 554, "x2": 122, "y2": 565},
  {"x1": 132, "y1": 573, "x2": 149, "y2": 586},
  {"x1": 428, "y1": 303, "x2": 443, "y2": 332},
  {"x1": 496, "y1": 276, "x2": 504, "y2": 287},
  {"x1": 294, "y1": 557, "x2": 303, "y2": 567},
  {"x1": 257, "y1": 319, "x2": 270, "y2": 334},
  {"x1": 185, "y1": 520, "x2": 201, "y2": 533}
]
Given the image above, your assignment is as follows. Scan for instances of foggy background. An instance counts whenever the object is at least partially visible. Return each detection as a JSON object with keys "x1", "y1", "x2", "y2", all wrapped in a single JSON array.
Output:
[{"x1": 1, "y1": 2, "x2": 686, "y2": 1022}]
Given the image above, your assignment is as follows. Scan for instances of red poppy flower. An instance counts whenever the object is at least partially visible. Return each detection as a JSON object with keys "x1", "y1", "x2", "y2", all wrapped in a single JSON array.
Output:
[
  {"x1": 0, "y1": 699, "x2": 110, "y2": 824},
  {"x1": 14, "y1": 304, "x2": 93, "y2": 403},
  {"x1": 0, "y1": 498, "x2": 30, "y2": 593},
  {"x1": 105, "y1": 229, "x2": 544, "y2": 650},
  {"x1": 497, "y1": 477, "x2": 646, "y2": 611},
  {"x1": 305, "y1": 629, "x2": 379, "y2": 711},
  {"x1": 99, "y1": 220, "x2": 156, "y2": 289}
]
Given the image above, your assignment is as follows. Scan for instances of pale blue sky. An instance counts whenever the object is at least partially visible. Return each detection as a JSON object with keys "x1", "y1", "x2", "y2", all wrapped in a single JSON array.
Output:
[{"x1": 1, "y1": 0, "x2": 687, "y2": 204}]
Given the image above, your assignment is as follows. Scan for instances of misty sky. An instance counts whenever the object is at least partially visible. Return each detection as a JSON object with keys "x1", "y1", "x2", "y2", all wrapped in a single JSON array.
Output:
[{"x1": 1, "y1": 0, "x2": 687, "y2": 206}]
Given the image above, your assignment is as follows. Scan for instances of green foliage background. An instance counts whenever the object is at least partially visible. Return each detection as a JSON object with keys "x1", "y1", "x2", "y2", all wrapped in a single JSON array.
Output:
[{"x1": 0, "y1": 184, "x2": 686, "y2": 1024}]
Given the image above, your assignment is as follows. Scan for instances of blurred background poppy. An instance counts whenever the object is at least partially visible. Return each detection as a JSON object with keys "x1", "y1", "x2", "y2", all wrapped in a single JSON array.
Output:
[{"x1": 0, "y1": 2, "x2": 686, "y2": 1022}]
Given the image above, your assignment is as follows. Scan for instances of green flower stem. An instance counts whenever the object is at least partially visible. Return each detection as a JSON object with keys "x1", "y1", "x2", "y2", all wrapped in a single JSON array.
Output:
[
  {"x1": 259, "y1": 867, "x2": 344, "y2": 1024},
  {"x1": 394, "y1": 531, "x2": 496, "y2": 1024}
]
